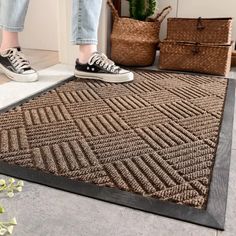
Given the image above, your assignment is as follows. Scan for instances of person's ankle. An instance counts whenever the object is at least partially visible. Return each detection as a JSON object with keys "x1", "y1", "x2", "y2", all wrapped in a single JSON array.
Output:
[
  {"x1": 78, "y1": 44, "x2": 97, "y2": 64},
  {"x1": 78, "y1": 52, "x2": 94, "y2": 64},
  {"x1": 0, "y1": 45, "x2": 20, "y2": 53}
]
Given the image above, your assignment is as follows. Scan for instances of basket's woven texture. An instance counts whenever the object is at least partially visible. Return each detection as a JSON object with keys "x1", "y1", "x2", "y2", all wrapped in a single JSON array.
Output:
[
  {"x1": 111, "y1": 18, "x2": 160, "y2": 66},
  {"x1": 159, "y1": 41, "x2": 232, "y2": 76},
  {"x1": 167, "y1": 18, "x2": 232, "y2": 44},
  {"x1": 0, "y1": 71, "x2": 228, "y2": 209},
  {"x1": 108, "y1": 0, "x2": 171, "y2": 66}
]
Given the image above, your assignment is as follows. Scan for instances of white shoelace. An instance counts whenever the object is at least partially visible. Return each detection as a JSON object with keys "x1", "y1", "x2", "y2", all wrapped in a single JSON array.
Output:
[
  {"x1": 88, "y1": 53, "x2": 120, "y2": 73},
  {"x1": 2, "y1": 48, "x2": 31, "y2": 72}
]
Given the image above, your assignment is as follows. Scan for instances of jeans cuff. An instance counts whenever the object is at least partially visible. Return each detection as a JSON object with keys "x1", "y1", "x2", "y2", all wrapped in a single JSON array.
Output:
[
  {"x1": 71, "y1": 39, "x2": 98, "y2": 45},
  {"x1": 0, "y1": 24, "x2": 24, "y2": 32}
]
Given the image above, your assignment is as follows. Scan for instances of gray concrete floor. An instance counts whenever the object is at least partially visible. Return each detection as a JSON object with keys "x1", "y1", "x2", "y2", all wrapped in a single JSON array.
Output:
[{"x1": 0, "y1": 68, "x2": 236, "y2": 236}]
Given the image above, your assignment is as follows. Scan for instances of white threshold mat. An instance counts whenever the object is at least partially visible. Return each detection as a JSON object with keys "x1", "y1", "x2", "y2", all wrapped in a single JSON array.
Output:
[{"x1": 0, "y1": 64, "x2": 74, "y2": 111}]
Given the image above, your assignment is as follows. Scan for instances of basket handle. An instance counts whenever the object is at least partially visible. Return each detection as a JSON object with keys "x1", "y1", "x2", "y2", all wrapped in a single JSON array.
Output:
[
  {"x1": 155, "y1": 6, "x2": 172, "y2": 23},
  {"x1": 107, "y1": 0, "x2": 119, "y2": 19}
]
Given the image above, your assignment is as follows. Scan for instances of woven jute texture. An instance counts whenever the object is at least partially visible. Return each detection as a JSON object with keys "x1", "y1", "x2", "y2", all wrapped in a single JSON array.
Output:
[
  {"x1": 166, "y1": 17, "x2": 233, "y2": 44},
  {"x1": 108, "y1": 0, "x2": 171, "y2": 66},
  {"x1": 0, "y1": 71, "x2": 228, "y2": 209},
  {"x1": 159, "y1": 41, "x2": 232, "y2": 76}
]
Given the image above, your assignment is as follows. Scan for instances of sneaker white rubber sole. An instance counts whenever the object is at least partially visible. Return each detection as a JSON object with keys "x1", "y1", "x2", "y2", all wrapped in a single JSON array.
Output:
[
  {"x1": 0, "y1": 64, "x2": 38, "y2": 82},
  {"x1": 74, "y1": 70, "x2": 134, "y2": 83}
]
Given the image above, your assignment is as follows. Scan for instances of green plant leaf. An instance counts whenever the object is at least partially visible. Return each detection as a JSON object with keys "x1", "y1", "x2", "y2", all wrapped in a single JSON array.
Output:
[
  {"x1": 17, "y1": 181, "x2": 24, "y2": 187},
  {"x1": 0, "y1": 178, "x2": 23, "y2": 235},
  {"x1": 7, "y1": 226, "x2": 14, "y2": 235},
  {"x1": 16, "y1": 187, "x2": 22, "y2": 192},
  {"x1": 128, "y1": 0, "x2": 158, "y2": 21},
  {"x1": 7, "y1": 192, "x2": 14, "y2": 198},
  {"x1": 0, "y1": 228, "x2": 7, "y2": 236},
  {"x1": 9, "y1": 218, "x2": 17, "y2": 226},
  {"x1": 8, "y1": 179, "x2": 15, "y2": 184},
  {"x1": 0, "y1": 206, "x2": 5, "y2": 214}
]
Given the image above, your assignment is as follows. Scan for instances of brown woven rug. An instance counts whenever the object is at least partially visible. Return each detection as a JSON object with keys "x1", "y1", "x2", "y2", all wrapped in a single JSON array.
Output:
[{"x1": 0, "y1": 70, "x2": 234, "y2": 229}]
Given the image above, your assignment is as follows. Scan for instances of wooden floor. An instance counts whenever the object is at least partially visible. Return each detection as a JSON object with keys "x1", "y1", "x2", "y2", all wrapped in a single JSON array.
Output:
[{"x1": 0, "y1": 49, "x2": 59, "y2": 85}]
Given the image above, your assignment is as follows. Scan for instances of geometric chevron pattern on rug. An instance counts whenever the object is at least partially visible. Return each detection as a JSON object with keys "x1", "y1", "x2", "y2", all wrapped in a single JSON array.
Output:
[{"x1": 0, "y1": 71, "x2": 228, "y2": 209}]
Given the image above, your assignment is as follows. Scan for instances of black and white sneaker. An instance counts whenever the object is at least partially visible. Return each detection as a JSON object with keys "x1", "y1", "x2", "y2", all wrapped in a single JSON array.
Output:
[
  {"x1": 74, "y1": 52, "x2": 133, "y2": 83},
  {"x1": 0, "y1": 47, "x2": 38, "y2": 82}
]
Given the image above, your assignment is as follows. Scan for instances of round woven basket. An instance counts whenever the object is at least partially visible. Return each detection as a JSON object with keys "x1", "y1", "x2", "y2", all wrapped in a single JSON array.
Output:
[{"x1": 107, "y1": 0, "x2": 171, "y2": 66}]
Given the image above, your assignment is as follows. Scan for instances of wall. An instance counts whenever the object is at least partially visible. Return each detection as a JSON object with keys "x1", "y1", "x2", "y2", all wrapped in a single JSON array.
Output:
[
  {"x1": 20, "y1": 0, "x2": 59, "y2": 50},
  {"x1": 0, "y1": 0, "x2": 59, "y2": 51}
]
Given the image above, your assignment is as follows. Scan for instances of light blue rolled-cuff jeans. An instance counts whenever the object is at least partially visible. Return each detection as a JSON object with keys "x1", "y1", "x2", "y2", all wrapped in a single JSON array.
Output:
[{"x1": 0, "y1": 0, "x2": 103, "y2": 45}]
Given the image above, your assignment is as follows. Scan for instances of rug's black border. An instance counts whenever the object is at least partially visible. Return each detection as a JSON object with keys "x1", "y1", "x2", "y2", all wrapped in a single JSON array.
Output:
[{"x1": 0, "y1": 72, "x2": 235, "y2": 230}]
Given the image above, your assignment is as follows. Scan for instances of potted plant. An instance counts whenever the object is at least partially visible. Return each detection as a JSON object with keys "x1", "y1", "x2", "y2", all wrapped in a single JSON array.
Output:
[
  {"x1": 108, "y1": 0, "x2": 171, "y2": 66},
  {"x1": 128, "y1": 0, "x2": 159, "y2": 21}
]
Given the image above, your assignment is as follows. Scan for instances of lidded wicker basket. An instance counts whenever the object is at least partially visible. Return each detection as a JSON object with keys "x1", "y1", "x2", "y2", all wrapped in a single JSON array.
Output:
[
  {"x1": 159, "y1": 41, "x2": 232, "y2": 76},
  {"x1": 107, "y1": 0, "x2": 171, "y2": 66},
  {"x1": 166, "y1": 17, "x2": 233, "y2": 44},
  {"x1": 159, "y1": 17, "x2": 233, "y2": 76}
]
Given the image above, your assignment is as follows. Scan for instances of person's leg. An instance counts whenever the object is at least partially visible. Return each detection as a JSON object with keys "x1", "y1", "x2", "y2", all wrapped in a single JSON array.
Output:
[
  {"x1": 72, "y1": 0, "x2": 133, "y2": 83},
  {"x1": 0, "y1": 0, "x2": 29, "y2": 51},
  {"x1": 0, "y1": 0, "x2": 38, "y2": 82},
  {"x1": 0, "y1": 32, "x2": 20, "y2": 52},
  {"x1": 72, "y1": 0, "x2": 102, "y2": 63}
]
